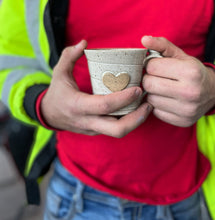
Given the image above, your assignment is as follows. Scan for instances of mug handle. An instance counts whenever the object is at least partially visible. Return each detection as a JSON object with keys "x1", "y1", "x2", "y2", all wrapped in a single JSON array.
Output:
[
  {"x1": 143, "y1": 49, "x2": 163, "y2": 67},
  {"x1": 141, "y1": 50, "x2": 163, "y2": 98}
]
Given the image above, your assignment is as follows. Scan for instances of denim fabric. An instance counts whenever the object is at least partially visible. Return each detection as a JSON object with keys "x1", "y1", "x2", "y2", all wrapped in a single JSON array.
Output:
[{"x1": 43, "y1": 159, "x2": 205, "y2": 220}]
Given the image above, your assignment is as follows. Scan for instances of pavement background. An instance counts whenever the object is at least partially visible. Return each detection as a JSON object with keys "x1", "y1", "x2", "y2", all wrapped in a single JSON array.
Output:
[
  {"x1": 0, "y1": 142, "x2": 52, "y2": 220},
  {"x1": 0, "y1": 102, "x2": 52, "y2": 220}
]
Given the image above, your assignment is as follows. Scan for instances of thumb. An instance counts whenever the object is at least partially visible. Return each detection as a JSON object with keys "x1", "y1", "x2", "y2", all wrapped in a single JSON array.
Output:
[
  {"x1": 55, "y1": 40, "x2": 88, "y2": 74},
  {"x1": 141, "y1": 36, "x2": 187, "y2": 59}
]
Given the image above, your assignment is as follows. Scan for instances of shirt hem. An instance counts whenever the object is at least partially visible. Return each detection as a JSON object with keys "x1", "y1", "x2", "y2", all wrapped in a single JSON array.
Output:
[{"x1": 58, "y1": 152, "x2": 211, "y2": 205}]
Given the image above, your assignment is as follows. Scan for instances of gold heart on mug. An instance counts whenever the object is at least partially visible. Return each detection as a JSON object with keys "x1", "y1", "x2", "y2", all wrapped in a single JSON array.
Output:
[{"x1": 102, "y1": 72, "x2": 130, "y2": 92}]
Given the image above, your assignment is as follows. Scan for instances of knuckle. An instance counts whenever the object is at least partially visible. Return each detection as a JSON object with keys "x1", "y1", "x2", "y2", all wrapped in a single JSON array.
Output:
[
  {"x1": 187, "y1": 63, "x2": 202, "y2": 81},
  {"x1": 183, "y1": 104, "x2": 198, "y2": 118},
  {"x1": 112, "y1": 126, "x2": 127, "y2": 138},
  {"x1": 180, "y1": 87, "x2": 201, "y2": 102},
  {"x1": 192, "y1": 89, "x2": 202, "y2": 101},
  {"x1": 98, "y1": 95, "x2": 115, "y2": 115},
  {"x1": 99, "y1": 101, "x2": 113, "y2": 114},
  {"x1": 180, "y1": 118, "x2": 196, "y2": 127}
]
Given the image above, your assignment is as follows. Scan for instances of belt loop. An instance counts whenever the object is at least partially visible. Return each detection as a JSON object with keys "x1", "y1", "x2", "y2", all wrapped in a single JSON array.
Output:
[
  {"x1": 73, "y1": 180, "x2": 85, "y2": 213},
  {"x1": 156, "y1": 205, "x2": 174, "y2": 220},
  {"x1": 138, "y1": 205, "x2": 143, "y2": 220},
  {"x1": 117, "y1": 199, "x2": 126, "y2": 220}
]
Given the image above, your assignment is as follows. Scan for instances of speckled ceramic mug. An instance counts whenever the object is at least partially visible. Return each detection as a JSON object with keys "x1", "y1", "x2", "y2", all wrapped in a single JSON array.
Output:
[{"x1": 84, "y1": 48, "x2": 161, "y2": 115}]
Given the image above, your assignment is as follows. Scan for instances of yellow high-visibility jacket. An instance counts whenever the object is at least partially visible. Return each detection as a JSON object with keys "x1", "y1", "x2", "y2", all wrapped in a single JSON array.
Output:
[{"x1": 0, "y1": 0, "x2": 215, "y2": 218}]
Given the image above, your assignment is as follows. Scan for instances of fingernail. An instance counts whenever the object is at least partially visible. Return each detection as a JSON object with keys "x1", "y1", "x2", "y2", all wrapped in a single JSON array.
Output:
[
  {"x1": 137, "y1": 104, "x2": 152, "y2": 124},
  {"x1": 145, "y1": 35, "x2": 153, "y2": 38},
  {"x1": 147, "y1": 104, "x2": 153, "y2": 112},
  {"x1": 74, "y1": 40, "x2": 84, "y2": 49},
  {"x1": 135, "y1": 88, "x2": 142, "y2": 97},
  {"x1": 138, "y1": 115, "x2": 145, "y2": 123},
  {"x1": 142, "y1": 36, "x2": 153, "y2": 41}
]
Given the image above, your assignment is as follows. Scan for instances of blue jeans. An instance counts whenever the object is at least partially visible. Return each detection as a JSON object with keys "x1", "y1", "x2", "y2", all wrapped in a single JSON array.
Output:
[{"x1": 44, "y1": 159, "x2": 207, "y2": 220}]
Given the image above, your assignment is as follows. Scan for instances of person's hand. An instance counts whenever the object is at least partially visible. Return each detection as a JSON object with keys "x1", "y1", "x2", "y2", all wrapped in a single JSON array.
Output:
[
  {"x1": 41, "y1": 40, "x2": 152, "y2": 137},
  {"x1": 141, "y1": 36, "x2": 215, "y2": 127}
]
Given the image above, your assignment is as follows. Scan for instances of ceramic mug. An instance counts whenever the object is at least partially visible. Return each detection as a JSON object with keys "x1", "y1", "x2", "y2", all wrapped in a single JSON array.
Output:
[{"x1": 84, "y1": 48, "x2": 162, "y2": 115}]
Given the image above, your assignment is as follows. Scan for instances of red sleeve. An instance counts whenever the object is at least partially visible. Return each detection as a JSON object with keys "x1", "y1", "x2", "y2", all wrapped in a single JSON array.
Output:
[
  {"x1": 36, "y1": 89, "x2": 60, "y2": 131},
  {"x1": 204, "y1": 62, "x2": 215, "y2": 70}
]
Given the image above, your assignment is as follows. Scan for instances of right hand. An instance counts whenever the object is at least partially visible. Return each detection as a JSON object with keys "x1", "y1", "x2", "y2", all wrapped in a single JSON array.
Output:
[{"x1": 41, "y1": 40, "x2": 153, "y2": 138}]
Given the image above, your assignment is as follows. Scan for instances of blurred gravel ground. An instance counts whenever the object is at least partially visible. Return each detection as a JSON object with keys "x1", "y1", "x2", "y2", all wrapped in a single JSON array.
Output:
[{"x1": 0, "y1": 145, "x2": 52, "y2": 220}]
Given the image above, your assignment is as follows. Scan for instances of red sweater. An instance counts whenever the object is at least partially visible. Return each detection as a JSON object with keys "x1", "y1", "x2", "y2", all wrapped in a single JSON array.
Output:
[{"x1": 39, "y1": 0, "x2": 214, "y2": 204}]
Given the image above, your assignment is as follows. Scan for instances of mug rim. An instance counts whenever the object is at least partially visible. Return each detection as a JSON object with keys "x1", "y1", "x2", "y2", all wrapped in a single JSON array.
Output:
[{"x1": 84, "y1": 48, "x2": 148, "y2": 53}]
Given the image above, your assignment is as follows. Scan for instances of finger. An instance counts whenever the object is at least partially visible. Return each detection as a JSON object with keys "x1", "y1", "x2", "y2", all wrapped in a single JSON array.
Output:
[
  {"x1": 153, "y1": 108, "x2": 194, "y2": 127},
  {"x1": 143, "y1": 74, "x2": 180, "y2": 98},
  {"x1": 55, "y1": 40, "x2": 88, "y2": 74},
  {"x1": 115, "y1": 102, "x2": 153, "y2": 136},
  {"x1": 87, "y1": 103, "x2": 153, "y2": 138},
  {"x1": 147, "y1": 94, "x2": 191, "y2": 117},
  {"x1": 141, "y1": 36, "x2": 187, "y2": 59},
  {"x1": 66, "y1": 124, "x2": 99, "y2": 135},
  {"x1": 72, "y1": 128, "x2": 100, "y2": 136},
  {"x1": 145, "y1": 58, "x2": 184, "y2": 80},
  {"x1": 75, "y1": 86, "x2": 143, "y2": 115}
]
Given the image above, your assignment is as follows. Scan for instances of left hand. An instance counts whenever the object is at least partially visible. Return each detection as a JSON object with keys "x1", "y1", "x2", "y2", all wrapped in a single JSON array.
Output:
[{"x1": 141, "y1": 36, "x2": 215, "y2": 127}]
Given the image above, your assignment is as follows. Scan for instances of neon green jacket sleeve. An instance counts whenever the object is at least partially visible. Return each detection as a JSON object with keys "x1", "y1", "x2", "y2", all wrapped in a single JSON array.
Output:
[{"x1": 0, "y1": 0, "x2": 51, "y2": 125}]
